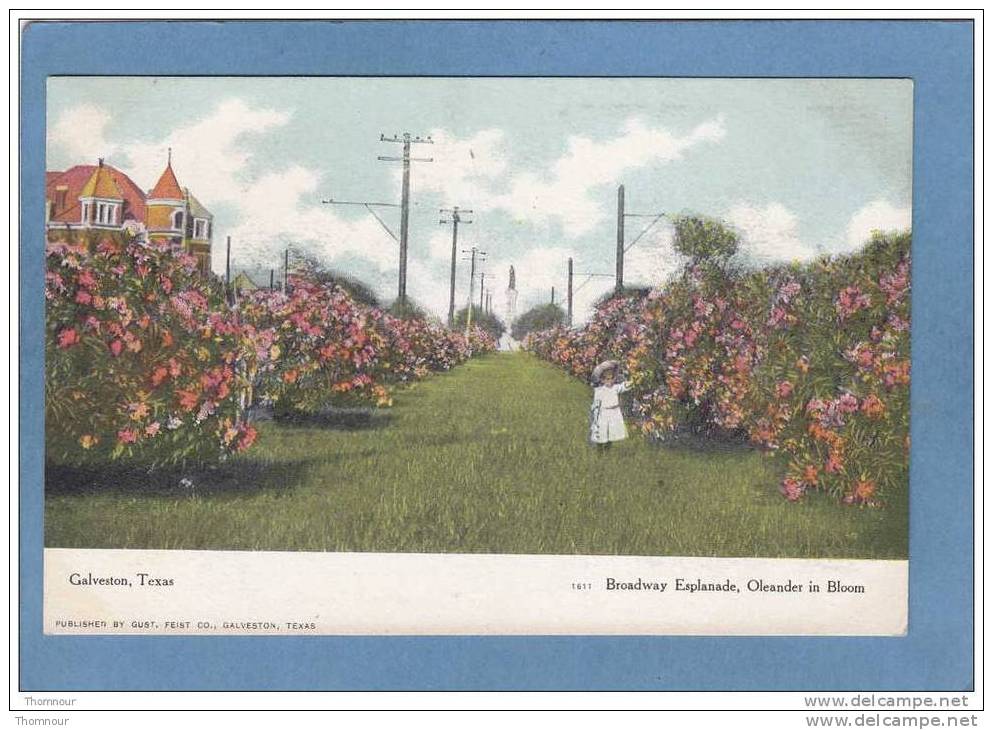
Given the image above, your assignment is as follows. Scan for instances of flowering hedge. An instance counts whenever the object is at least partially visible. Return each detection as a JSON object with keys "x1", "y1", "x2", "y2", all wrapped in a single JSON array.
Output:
[
  {"x1": 46, "y1": 237, "x2": 257, "y2": 465},
  {"x1": 238, "y1": 278, "x2": 496, "y2": 413},
  {"x1": 526, "y1": 232, "x2": 911, "y2": 505},
  {"x1": 46, "y1": 234, "x2": 495, "y2": 465}
]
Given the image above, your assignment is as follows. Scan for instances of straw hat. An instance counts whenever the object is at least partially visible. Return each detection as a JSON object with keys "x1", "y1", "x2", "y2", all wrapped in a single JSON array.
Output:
[{"x1": 591, "y1": 360, "x2": 619, "y2": 384}]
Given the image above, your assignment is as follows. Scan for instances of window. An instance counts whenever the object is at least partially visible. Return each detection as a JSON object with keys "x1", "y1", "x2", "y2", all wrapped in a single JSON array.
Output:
[
  {"x1": 194, "y1": 218, "x2": 208, "y2": 239},
  {"x1": 81, "y1": 203, "x2": 89, "y2": 224},
  {"x1": 172, "y1": 210, "x2": 184, "y2": 230}
]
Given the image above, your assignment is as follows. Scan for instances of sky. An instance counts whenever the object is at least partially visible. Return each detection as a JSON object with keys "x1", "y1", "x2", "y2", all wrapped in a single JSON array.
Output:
[{"x1": 47, "y1": 77, "x2": 913, "y2": 324}]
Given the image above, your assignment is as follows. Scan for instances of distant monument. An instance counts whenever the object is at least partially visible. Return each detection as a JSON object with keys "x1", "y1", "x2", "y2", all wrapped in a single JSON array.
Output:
[{"x1": 500, "y1": 266, "x2": 519, "y2": 351}]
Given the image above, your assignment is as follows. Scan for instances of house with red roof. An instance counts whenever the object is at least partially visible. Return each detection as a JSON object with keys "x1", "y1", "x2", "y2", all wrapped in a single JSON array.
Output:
[{"x1": 46, "y1": 152, "x2": 214, "y2": 275}]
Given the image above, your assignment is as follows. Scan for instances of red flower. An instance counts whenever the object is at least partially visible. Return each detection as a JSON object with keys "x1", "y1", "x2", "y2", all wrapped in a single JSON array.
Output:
[
  {"x1": 860, "y1": 393, "x2": 886, "y2": 419},
  {"x1": 175, "y1": 388, "x2": 198, "y2": 412},
  {"x1": 57, "y1": 328, "x2": 80, "y2": 349},
  {"x1": 780, "y1": 477, "x2": 805, "y2": 502},
  {"x1": 116, "y1": 428, "x2": 138, "y2": 444},
  {"x1": 150, "y1": 366, "x2": 170, "y2": 387},
  {"x1": 109, "y1": 339, "x2": 124, "y2": 357}
]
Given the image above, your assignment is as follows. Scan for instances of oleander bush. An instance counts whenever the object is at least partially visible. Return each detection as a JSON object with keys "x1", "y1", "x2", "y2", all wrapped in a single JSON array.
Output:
[
  {"x1": 45, "y1": 235, "x2": 258, "y2": 465},
  {"x1": 45, "y1": 233, "x2": 496, "y2": 465},
  {"x1": 526, "y1": 230, "x2": 911, "y2": 505}
]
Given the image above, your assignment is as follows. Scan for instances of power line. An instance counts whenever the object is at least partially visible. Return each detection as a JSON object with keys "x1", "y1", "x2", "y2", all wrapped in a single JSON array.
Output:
[
  {"x1": 321, "y1": 198, "x2": 401, "y2": 242},
  {"x1": 624, "y1": 212, "x2": 667, "y2": 254}
]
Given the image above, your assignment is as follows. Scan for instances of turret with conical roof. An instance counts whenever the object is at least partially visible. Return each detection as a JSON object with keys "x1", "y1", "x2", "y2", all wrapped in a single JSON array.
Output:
[
  {"x1": 78, "y1": 159, "x2": 125, "y2": 228},
  {"x1": 146, "y1": 149, "x2": 192, "y2": 252},
  {"x1": 46, "y1": 149, "x2": 212, "y2": 275}
]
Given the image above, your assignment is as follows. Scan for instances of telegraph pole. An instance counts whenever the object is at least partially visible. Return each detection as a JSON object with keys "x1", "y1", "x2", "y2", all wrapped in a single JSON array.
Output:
[
  {"x1": 283, "y1": 249, "x2": 289, "y2": 294},
  {"x1": 461, "y1": 247, "x2": 486, "y2": 337},
  {"x1": 269, "y1": 269, "x2": 274, "y2": 290},
  {"x1": 379, "y1": 133, "x2": 433, "y2": 306},
  {"x1": 479, "y1": 271, "x2": 486, "y2": 311},
  {"x1": 567, "y1": 257, "x2": 574, "y2": 325},
  {"x1": 616, "y1": 184, "x2": 625, "y2": 294},
  {"x1": 551, "y1": 286, "x2": 556, "y2": 305},
  {"x1": 616, "y1": 184, "x2": 666, "y2": 294},
  {"x1": 440, "y1": 206, "x2": 472, "y2": 327},
  {"x1": 225, "y1": 236, "x2": 232, "y2": 302}
]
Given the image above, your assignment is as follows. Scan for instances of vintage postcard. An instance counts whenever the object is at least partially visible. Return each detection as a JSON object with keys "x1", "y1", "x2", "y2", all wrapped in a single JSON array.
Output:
[{"x1": 42, "y1": 76, "x2": 912, "y2": 635}]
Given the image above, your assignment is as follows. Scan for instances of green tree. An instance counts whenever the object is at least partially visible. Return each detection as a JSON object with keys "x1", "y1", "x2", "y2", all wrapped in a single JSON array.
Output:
[
  {"x1": 511, "y1": 303, "x2": 566, "y2": 340},
  {"x1": 289, "y1": 252, "x2": 381, "y2": 306},
  {"x1": 454, "y1": 305, "x2": 505, "y2": 340},
  {"x1": 671, "y1": 214, "x2": 740, "y2": 268}
]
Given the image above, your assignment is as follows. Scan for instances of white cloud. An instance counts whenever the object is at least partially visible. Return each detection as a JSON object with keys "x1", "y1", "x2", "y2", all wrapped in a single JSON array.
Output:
[
  {"x1": 222, "y1": 164, "x2": 401, "y2": 274},
  {"x1": 727, "y1": 202, "x2": 820, "y2": 264},
  {"x1": 47, "y1": 103, "x2": 113, "y2": 164},
  {"x1": 126, "y1": 99, "x2": 291, "y2": 202},
  {"x1": 48, "y1": 99, "x2": 292, "y2": 204},
  {"x1": 846, "y1": 200, "x2": 911, "y2": 247},
  {"x1": 623, "y1": 222, "x2": 682, "y2": 288},
  {"x1": 492, "y1": 116, "x2": 726, "y2": 237},
  {"x1": 410, "y1": 128, "x2": 507, "y2": 207},
  {"x1": 426, "y1": 229, "x2": 457, "y2": 262}
]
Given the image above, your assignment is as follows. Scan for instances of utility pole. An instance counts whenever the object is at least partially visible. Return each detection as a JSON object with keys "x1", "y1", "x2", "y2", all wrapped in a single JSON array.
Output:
[
  {"x1": 461, "y1": 247, "x2": 486, "y2": 337},
  {"x1": 567, "y1": 257, "x2": 574, "y2": 325},
  {"x1": 551, "y1": 286, "x2": 556, "y2": 305},
  {"x1": 283, "y1": 249, "x2": 289, "y2": 294},
  {"x1": 269, "y1": 269, "x2": 274, "y2": 290},
  {"x1": 379, "y1": 133, "x2": 433, "y2": 306},
  {"x1": 225, "y1": 236, "x2": 231, "y2": 300},
  {"x1": 440, "y1": 206, "x2": 472, "y2": 327},
  {"x1": 479, "y1": 271, "x2": 486, "y2": 311},
  {"x1": 616, "y1": 184, "x2": 625, "y2": 294},
  {"x1": 616, "y1": 185, "x2": 667, "y2": 294}
]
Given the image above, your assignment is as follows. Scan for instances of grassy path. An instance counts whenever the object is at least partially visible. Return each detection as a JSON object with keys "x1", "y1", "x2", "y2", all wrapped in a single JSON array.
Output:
[{"x1": 45, "y1": 352, "x2": 907, "y2": 557}]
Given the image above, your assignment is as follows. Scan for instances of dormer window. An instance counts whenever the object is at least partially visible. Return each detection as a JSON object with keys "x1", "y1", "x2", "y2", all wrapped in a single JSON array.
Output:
[{"x1": 172, "y1": 210, "x2": 185, "y2": 230}]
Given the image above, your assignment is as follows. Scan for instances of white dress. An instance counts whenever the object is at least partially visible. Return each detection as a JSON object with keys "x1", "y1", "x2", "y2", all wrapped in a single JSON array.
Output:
[{"x1": 590, "y1": 382, "x2": 631, "y2": 444}]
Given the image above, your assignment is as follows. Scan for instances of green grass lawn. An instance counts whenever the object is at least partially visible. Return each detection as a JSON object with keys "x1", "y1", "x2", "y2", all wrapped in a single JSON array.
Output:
[{"x1": 45, "y1": 352, "x2": 908, "y2": 558}]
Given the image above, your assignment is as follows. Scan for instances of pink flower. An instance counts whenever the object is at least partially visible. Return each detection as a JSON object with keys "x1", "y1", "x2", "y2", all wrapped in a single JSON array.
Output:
[
  {"x1": 116, "y1": 428, "x2": 138, "y2": 444},
  {"x1": 887, "y1": 314, "x2": 909, "y2": 332},
  {"x1": 76, "y1": 269, "x2": 97, "y2": 289},
  {"x1": 776, "y1": 381, "x2": 794, "y2": 399},
  {"x1": 780, "y1": 477, "x2": 806, "y2": 502},
  {"x1": 57, "y1": 328, "x2": 80, "y2": 349},
  {"x1": 837, "y1": 392, "x2": 859, "y2": 414},
  {"x1": 109, "y1": 339, "x2": 124, "y2": 357},
  {"x1": 835, "y1": 286, "x2": 871, "y2": 321}
]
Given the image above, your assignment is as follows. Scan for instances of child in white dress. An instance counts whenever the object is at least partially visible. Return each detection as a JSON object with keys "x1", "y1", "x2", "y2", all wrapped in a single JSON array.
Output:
[{"x1": 590, "y1": 365, "x2": 631, "y2": 452}]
